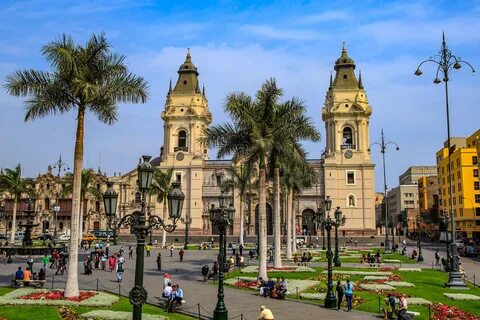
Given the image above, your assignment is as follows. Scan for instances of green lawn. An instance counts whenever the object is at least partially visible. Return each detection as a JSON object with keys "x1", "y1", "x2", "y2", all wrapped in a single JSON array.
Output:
[
  {"x1": 226, "y1": 266, "x2": 480, "y2": 319},
  {"x1": 0, "y1": 287, "x2": 194, "y2": 320}
]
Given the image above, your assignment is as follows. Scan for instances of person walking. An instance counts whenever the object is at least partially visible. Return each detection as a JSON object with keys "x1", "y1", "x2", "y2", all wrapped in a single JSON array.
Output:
[
  {"x1": 179, "y1": 248, "x2": 184, "y2": 262},
  {"x1": 101, "y1": 254, "x2": 107, "y2": 271},
  {"x1": 0, "y1": 251, "x2": 6, "y2": 267},
  {"x1": 336, "y1": 280, "x2": 344, "y2": 310},
  {"x1": 344, "y1": 279, "x2": 354, "y2": 312},
  {"x1": 42, "y1": 254, "x2": 49, "y2": 270},
  {"x1": 258, "y1": 305, "x2": 274, "y2": 320},
  {"x1": 145, "y1": 244, "x2": 151, "y2": 257},
  {"x1": 27, "y1": 256, "x2": 34, "y2": 274},
  {"x1": 170, "y1": 244, "x2": 174, "y2": 258},
  {"x1": 435, "y1": 250, "x2": 441, "y2": 266},
  {"x1": 239, "y1": 244, "x2": 244, "y2": 256},
  {"x1": 109, "y1": 255, "x2": 117, "y2": 272},
  {"x1": 128, "y1": 246, "x2": 133, "y2": 259},
  {"x1": 116, "y1": 259, "x2": 124, "y2": 282}
]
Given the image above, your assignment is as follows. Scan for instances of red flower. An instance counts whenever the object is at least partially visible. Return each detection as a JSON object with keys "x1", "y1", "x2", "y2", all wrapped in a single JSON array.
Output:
[
  {"x1": 20, "y1": 290, "x2": 97, "y2": 302},
  {"x1": 432, "y1": 303, "x2": 480, "y2": 320},
  {"x1": 233, "y1": 281, "x2": 258, "y2": 289}
]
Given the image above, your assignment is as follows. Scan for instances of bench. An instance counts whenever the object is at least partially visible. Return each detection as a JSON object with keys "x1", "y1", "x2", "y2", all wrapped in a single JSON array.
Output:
[{"x1": 11, "y1": 275, "x2": 46, "y2": 288}]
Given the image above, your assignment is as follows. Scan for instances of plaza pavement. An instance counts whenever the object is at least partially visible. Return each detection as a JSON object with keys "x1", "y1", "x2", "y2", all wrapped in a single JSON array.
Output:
[{"x1": 0, "y1": 245, "x2": 378, "y2": 320}]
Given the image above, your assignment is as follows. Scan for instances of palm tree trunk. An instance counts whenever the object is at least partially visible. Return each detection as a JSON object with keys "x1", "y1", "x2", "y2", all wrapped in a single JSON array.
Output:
[
  {"x1": 9, "y1": 198, "x2": 18, "y2": 244},
  {"x1": 65, "y1": 108, "x2": 85, "y2": 298},
  {"x1": 292, "y1": 195, "x2": 297, "y2": 254},
  {"x1": 239, "y1": 195, "x2": 244, "y2": 246},
  {"x1": 257, "y1": 168, "x2": 268, "y2": 280},
  {"x1": 78, "y1": 200, "x2": 83, "y2": 243},
  {"x1": 286, "y1": 190, "x2": 293, "y2": 259},
  {"x1": 273, "y1": 167, "x2": 282, "y2": 268},
  {"x1": 162, "y1": 196, "x2": 167, "y2": 248}
]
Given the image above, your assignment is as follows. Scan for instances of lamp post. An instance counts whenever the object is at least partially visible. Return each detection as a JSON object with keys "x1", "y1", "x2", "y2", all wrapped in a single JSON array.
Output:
[
  {"x1": 53, "y1": 202, "x2": 60, "y2": 237},
  {"x1": 333, "y1": 207, "x2": 346, "y2": 267},
  {"x1": 318, "y1": 196, "x2": 336, "y2": 309},
  {"x1": 209, "y1": 191, "x2": 235, "y2": 320},
  {"x1": 0, "y1": 202, "x2": 6, "y2": 239},
  {"x1": 182, "y1": 214, "x2": 191, "y2": 250},
  {"x1": 416, "y1": 213, "x2": 424, "y2": 262},
  {"x1": 415, "y1": 33, "x2": 474, "y2": 289},
  {"x1": 315, "y1": 207, "x2": 326, "y2": 250},
  {"x1": 369, "y1": 129, "x2": 400, "y2": 253},
  {"x1": 440, "y1": 211, "x2": 451, "y2": 272},
  {"x1": 103, "y1": 155, "x2": 184, "y2": 320}
]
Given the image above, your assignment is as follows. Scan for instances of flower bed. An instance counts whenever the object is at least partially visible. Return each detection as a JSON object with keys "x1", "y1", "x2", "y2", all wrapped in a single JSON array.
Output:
[
  {"x1": 379, "y1": 266, "x2": 398, "y2": 272},
  {"x1": 432, "y1": 303, "x2": 480, "y2": 320},
  {"x1": 398, "y1": 267, "x2": 422, "y2": 272},
  {"x1": 240, "y1": 265, "x2": 315, "y2": 273},
  {"x1": 225, "y1": 276, "x2": 319, "y2": 294},
  {"x1": 383, "y1": 259, "x2": 401, "y2": 263},
  {"x1": 299, "y1": 292, "x2": 326, "y2": 300},
  {"x1": 322, "y1": 270, "x2": 392, "y2": 276},
  {"x1": 384, "y1": 281, "x2": 415, "y2": 288},
  {"x1": 0, "y1": 288, "x2": 118, "y2": 306},
  {"x1": 80, "y1": 310, "x2": 166, "y2": 320},
  {"x1": 443, "y1": 293, "x2": 480, "y2": 301},
  {"x1": 20, "y1": 290, "x2": 96, "y2": 302},
  {"x1": 360, "y1": 283, "x2": 396, "y2": 291},
  {"x1": 364, "y1": 276, "x2": 389, "y2": 280}
]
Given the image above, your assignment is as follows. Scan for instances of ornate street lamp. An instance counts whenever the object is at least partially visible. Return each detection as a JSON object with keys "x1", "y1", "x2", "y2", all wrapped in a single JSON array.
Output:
[
  {"x1": 316, "y1": 206, "x2": 326, "y2": 250},
  {"x1": 440, "y1": 211, "x2": 450, "y2": 272},
  {"x1": 415, "y1": 33, "x2": 474, "y2": 289},
  {"x1": 319, "y1": 196, "x2": 336, "y2": 309},
  {"x1": 209, "y1": 191, "x2": 235, "y2": 320},
  {"x1": 333, "y1": 207, "x2": 346, "y2": 267},
  {"x1": 369, "y1": 129, "x2": 399, "y2": 253},
  {"x1": 103, "y1": 155, "x2": 184, "y2": 320},
  {"x1": 416, "y1": 213, "x2": 424, "y2": 262}
]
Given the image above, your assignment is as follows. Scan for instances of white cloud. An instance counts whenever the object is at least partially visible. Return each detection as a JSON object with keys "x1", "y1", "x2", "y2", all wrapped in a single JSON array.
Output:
[{"x1": 239, "y1": 24, "x2": 320, "y2": 40}]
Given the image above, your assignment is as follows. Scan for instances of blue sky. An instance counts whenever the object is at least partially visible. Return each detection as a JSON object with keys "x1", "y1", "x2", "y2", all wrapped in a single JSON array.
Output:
[{"x1": 0, "y1": 0, "x2": 479, "y2": 192}]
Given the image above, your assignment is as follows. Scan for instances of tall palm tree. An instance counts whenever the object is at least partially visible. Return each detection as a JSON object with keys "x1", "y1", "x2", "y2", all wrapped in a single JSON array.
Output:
[
  {"x1": 149, "y1": 168, "x2": 174, "y2": 248},
  {"x1": 221, "y1": 163, "x2": 255, "y2": 246},
  {"x1": 4, "y1": 34, "x2": 149, "y2": 297},
  {"x1": 62, "y1": 170, "x2": 103, "y2": 241},
  {"x1": 206, "y1": 78, "x2": 319, "y2": 279},
  {"x1": 267, "y1": 100, "x2": 320, "y2": 268},
  {"x1": 0, "y1": 165, "x2": 35, "y2": 243}
]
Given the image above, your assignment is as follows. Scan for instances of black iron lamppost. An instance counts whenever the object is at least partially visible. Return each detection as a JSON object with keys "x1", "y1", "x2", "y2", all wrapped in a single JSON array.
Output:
[
  {"x1": 103, "y1": 155, "x2": 184, "y2": 320},
  {"x1": 333, "y1": 207, "x2": 346, "y2": 267},
  {"x1": 318, "y1": 196, "x2": 337, "y2": 309},
  {"x1": 416, "y1": 213, "x2": 424, "y2": 262},
  {"x1": 369, "y1": 129, "x2": 400, "y2": 253},
  {"x1": 209, "y1": 191, "x2": 235, "y2": 320},
  {"x1": 0, "y1": 202, "x2": 6, "y2": 238},
  {"x1": 415, "y1": 33, "x2": 474, "y2": 288},
  {"x1": 440, "y1": 211, "x2": 450, "y2": 272},
  {"x1": 315, "y1": 206, "x2": 326, "y2": 250},
  {"x1": 182, "y1": 214, "x2": 191, "y2": 250}
]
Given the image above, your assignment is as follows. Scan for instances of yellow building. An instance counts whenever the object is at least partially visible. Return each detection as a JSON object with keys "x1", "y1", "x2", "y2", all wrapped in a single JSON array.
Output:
[{"x1": 436, "y1": 130, "x2": 480, "y2": 242}]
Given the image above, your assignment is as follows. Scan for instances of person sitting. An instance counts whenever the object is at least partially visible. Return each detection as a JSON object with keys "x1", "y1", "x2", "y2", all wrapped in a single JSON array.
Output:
[
  {"x1": 227, "y1": 256, "x2": 235, "y2": 270},
  {"x1": 382, "y1": 298, "x2": 394, "y2": 319},
  {"x1": 360, "y1": 254, "x2": 366, "y2": 264},
  {"x1": 270, "y1": 277, "x2": 281, "y2": 299},
  {"x1": 163, "y1": 282, "x2": 173, "y2": 298},
  {"x1": 266, "y1": 278, "x2": 275, "y2": 297},
  {"x1": 38, "y1": 268, "x2": 46, "y2": 281},
  {"x1": 15, "y1": 266, "x2": 24, "y2": 281},
  {"x1": 397, "y1": 294, "x2": 409, "y2": 320},
  {"x1": 258, "y1": 277, "x2": 268, "y2": 297},
  {"x1": 277, "y1": 277, "x2": 287, "y2": 299},
  {"x1": 410, "y1": 250, "x2": 418, "y2": 260},
  {"x1": 170, "y1": 284, "x2": 184, "y2": 306},
  {"x1": 23, "y1": 267, "x2": 32, "y2": 286},
  {"x1": 208, "y1": 262, "x2": 219, "y2": 280},
  {"x1": 293, "y1": 253, "x2": 298, "y2": 264}
]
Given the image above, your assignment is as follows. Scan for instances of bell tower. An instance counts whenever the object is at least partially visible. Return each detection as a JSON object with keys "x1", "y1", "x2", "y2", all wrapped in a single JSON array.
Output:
[
  {"x1": 159, "y1": 49, "x2": 212, "y2": 237},
  {"x1": 161, "y1": 49, "x2": 212, "y2": 164},
  {"x1": 322, "y1": 45, "x2": 376, "y2": 234}
]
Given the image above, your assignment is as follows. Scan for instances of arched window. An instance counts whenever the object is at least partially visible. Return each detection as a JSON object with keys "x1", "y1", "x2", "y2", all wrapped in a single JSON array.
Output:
[
  {"x1": 348, "y1": 194, "x2": 356, "y2": 207},
  {"x1": 59, "y1": 222, "x2": 64, "y2": 230},
  {"x1": 342, "y1": 127, "x2": 354, "y2": 147},
  {"x1": 45, "y1": 198, "x2": 50, "y2": 210},
  {"x1": 178, "y1": 130, "x2": 187, "y2": 148},
  {"x1": 135, "y1": 192, "x2": 141, "y2": 204}
]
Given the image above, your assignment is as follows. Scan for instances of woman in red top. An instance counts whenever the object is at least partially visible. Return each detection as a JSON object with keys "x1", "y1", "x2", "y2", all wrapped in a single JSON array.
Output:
[{"x1": 109, "y1": 255, "x2": 117, "y2": 272}]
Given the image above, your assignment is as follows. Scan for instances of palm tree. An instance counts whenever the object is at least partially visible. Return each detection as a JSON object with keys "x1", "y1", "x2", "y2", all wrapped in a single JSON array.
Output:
[
  {"x1": 206, "y1": 78, "x2": 319, "y2": 279},
  {"x1": 4, "y1": 34, "x2": 149, "y2": 297},
  {"x1": 149, "y1": 168, "x2": 174, "y2": 248},
  {"x1": 221, "y1": 163, "x2": 255, "y2": 246},
  {"x1": 62, "y1": 170, "x2": 103, "y2": 241},
  {"x1": 0, "y1": 165, "x2": 35, "y2": 243}
]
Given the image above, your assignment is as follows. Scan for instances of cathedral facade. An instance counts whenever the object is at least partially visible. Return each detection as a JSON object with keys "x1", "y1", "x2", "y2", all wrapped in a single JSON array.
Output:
[{"x1": 0, "y1": 48, "x2": 376, "y2": 239}]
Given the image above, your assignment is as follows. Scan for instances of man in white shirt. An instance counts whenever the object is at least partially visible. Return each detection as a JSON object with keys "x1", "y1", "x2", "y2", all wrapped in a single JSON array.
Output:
[{"x1": 163, "y1": 282, "x2": 173, "y2": 298}]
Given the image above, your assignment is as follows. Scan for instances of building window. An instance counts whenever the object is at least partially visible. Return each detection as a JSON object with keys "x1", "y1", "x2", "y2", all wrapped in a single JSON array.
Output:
[
  {"x1": 457, "y1": 171, "x2": 461, "y2": 180},
  {"x1": 45, "y1": 198, "x2": 50, "y2": 210},
  {"x1": 476, "y1": 208, "x2": 480, "y2": 217},
  {"x1": 475, "y1": 181, "x2": 480, "y2": 190},
  {"x1": 346, "y1": 171, "x2": 355, "y2": 185},
  {"x1": 342, "y1": 127, "x2": 354, "y2": 148},
  {"x1": 474, "y1": 169, "x2": 479, "y2": 178},
  {"x1": 458, "y1": 183, "x2": 462, "y2": 191},
  {"x1": 453, "y1": 197, "x2": 456, "y2": 205},
  {"x1": 178, "y1": 130, "x2": 187, "y2": 148},
  {"x1": 459, "y1": 196, "x2": 463, "y2": 204},
  {"x1": 460, "y1": 208, "x2": 463, "y2": 217},
  {"x1": 176, "y1": 173, "x2": 182, "y2": 183},
  {"x1": 476, "y1": 220, "x2": 480, "y2": 226},
  {"x1": 475, "y1": 194, "x2": 480, "y2": 204},
  {"x1": 347, "y1": 195, "x2": 356, "y2": 207},
  {"x1": 473, "y1": 156, "x2": 478, "y2": 165},
  {"x1": 456, "y1": 159, "x2": 460, "y2": 167},
  {"x1": 452, "y1": 185, "x2": 455, "y2": 193},
  {"x1": 59, "y1": 222, "x2": 64, "y2": 230}
]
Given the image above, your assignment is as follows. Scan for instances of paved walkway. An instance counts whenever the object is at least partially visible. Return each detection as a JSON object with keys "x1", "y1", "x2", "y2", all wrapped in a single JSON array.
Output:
[{"x1": 0, "y1": 246, "x2": 378, "y2": 320}]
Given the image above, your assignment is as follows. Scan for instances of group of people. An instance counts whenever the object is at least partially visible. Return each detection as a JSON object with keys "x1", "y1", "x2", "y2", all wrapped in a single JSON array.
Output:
[
  {"x1": 335, "y1": 279, "x2": 354, "y2": 311},
  {"x1": 258, "y1": 277, "x2": 288, "y2": 299},
  {"x1": 161, "y1": 273, "x2": 184, "y2": 312},
  {"x1": 49, "y1": 249, "x2": 68, "y2": 275},
  {"x1": 360, "y1": 250, "x2": 382, "y2": 266},
  {"x1": 382, "y1": 293, "x2": 410, "y2": 320},
  {"x1": 293, "y1": 252, "x2": 313, "y2": 265}
]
